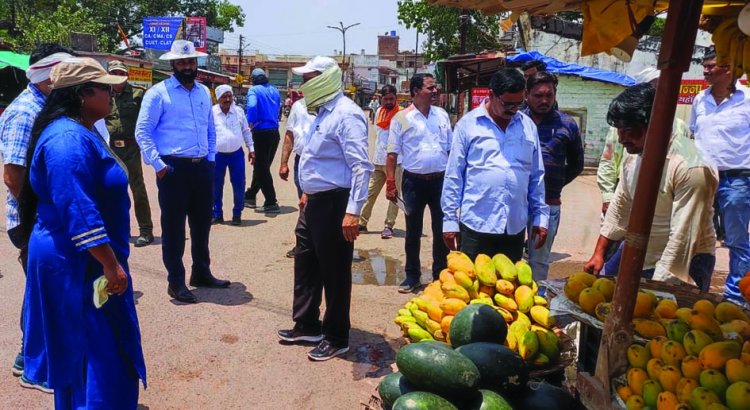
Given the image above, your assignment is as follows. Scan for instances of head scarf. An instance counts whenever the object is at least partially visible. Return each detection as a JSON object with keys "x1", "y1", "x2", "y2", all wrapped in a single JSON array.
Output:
[
  {"x1": 215, "y1": 84, "x2": 233, "y2": 99},
  {"x1": 26, "y1": 52, "x2": 73, "y2": 84},
  {"x1": 299, "y1": 65, "x2": 342, "y2": 113}
]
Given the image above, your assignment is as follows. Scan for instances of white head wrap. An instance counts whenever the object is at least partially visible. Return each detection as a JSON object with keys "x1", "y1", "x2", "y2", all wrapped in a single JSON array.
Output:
[
  {"x1": 26, "y1": 52, "x2": 73, "y2": 84},
  {"x1": 215, "y1": 84, "x2": 233, "y2": 99},
  {"x1": 634, "y1": 67, "x2": 660, "y2": 84}
]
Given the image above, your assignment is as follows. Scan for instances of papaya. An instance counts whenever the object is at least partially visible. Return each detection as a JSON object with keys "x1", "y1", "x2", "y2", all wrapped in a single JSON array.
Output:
[
  {"x1": 453, "y1": 271, "x2": 474, "y2": 290},
  {"x1": 666, "y1": 319, "x2": 690, "y2": 343},
  {"x1": 469, "y1": 280, "x2": 480, "y2": 300},
  {"x1": 656, "y1": 299, "x2": 679, "y2": 319},
  {"x1": 715, "y1": 301, "x2": 750, "y2": 324},
  {"x1": 592, "y1": 277, "x2": 615, "y2": 302},
  {"x1": 568, "y1": 272, "x2": 597, "y2": 287},
  {"x1": 656, "y1": 391, "x2": 679, "y2": 410},
  {"x1": 625, "y1": 395, "x2": 646, "y2": 410},
  {"x1": 518, "y1": 331, "x2": 539, "y2": 360},
  {"x1": 693, "y1": 299, "x2": 716, "y2": 318},
  {"x1": 647, "y1": 358, "x2": 665, "y2": 380},
  {"x1": 439, "y1": 269, "x2": 455, "y2": 284},
  {"x1": 492, "y1": 254, "x2": 517, "y2": 282},
  {"x1": 699, "y1": 369, "x2": 729, "y2": 399},
  {"x1": 578, "y1": 288, "x2": 606, "y2": 316},
  {"x1": 530, "y1": 280, "x2": 539, "y2": 295},
  {"x1": 442, "y1": 282, "x2": 470, "y2": 303},
  {"x1": 618, "y1": 385, "x2": 634, "y2": 401},
  {"x1": 426, "y1": 302, "x2": 444, "y2": 322},
  {"x1": 447, "y1": 251, "x2": 475, "y2": 278},
  {"x1": 627, "y1": 344, "x2": 652, "y2": 370},
  {"x1": 595, "y1": 302, "x2": 612, "y2": 322},
  {"x1": 706, "y1": 403, "x2": 729, "y2": 410},
  {"x1": 689, "y1": 310, "x2": 725, "y2": 341},
  {"x1": 650, "y1": 336, "x2": 669, "y2": 359},
  {"x1": 495, "y1": 279, "x2": 515, "y2": 296},
  {"x1": 440, "y1": 315, "x2": 454, "y2": 335},
  {"x1": 633, "y1": 318, "x2": 667, "y2": 339},
  {"x1": 676, "y1": 377, "x2": 700, "y2": 403},
  {"x1": 514, "y1": 285, "x2": 535, "y2": 313},
  {"x1": 533, "y1": 295, "x2": 548, "y2": 307},
  {"x1": 685, "y1": 330, "x2": 715, "y2": 356},
  {"x1": 661, "y1": 340, "x2": 687, "y2": 366},
  {"x1": 474, "y1": 254, "x2": 498, "y2": 286},
  {"x1": 676, "y1": 307, "x2": 693, "y2": 323},
  {"x1": 740, "y1": 276, "x2": 750, "y2": 297},
  {"x1": 642, "y1": 379, "x2": 664, "y2": 408},
  {"x1": 689, "y1": 387, "x2": 722, "y2": 410},
  {"x1": 726, "y1": 359, "x2": 750, "y2": 384},
  {"x1": 515, "y1": 261, "x2": 533, "y2": 286},
  {"x1": 658, "y1": 365, "x2": 682, "y2": 393},
  {"x1": 699, "y1": 341, "x2": 742, "y2": 370},
  {"x1": 682, "y1": 355, "x2": 702, "y2": 380},
  {"x1": 725, "y1": 381, "x2": 750, "y2": 410},
  {"x1": 628, "y1": 367, "x2": 650, "y2": 395},
  {"x1": 634, "y1": 291, "x2": 657, "y2": 319},
  {"x1": 563, "y1": 278, "x2": 588, "y2": 304},
  {"x1": 493, "y1": 294, "x2": 518, "y2": 312},
  {"x1": 440, "y1": 298, "x2": 467, "y2": 316}
]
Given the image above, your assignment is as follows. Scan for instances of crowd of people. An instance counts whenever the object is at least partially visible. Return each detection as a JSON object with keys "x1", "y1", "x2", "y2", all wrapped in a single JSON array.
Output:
[{"x1": 0, "y1": 38, "x2": 748, "y2": 408}]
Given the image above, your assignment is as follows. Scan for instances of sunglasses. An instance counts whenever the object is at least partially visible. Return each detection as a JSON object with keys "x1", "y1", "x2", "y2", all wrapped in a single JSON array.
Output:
[{"x1": 494, "y1": 95, "x2": 524, "y2": 110}]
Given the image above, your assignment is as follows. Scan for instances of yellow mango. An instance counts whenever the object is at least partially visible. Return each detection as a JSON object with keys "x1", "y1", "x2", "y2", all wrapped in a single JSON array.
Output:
[
  {"x1": 656, "y1": 299, "x2": 679, "y2": 319},
  {"x1": 440, "y1": 315, "x2": 453, "y2": 335},
  {"x1": 682, "y1": 355, "x2": 702, "y2": 380},
  {"x1": 722, "y1": 320, "x2": 750, "y2": 340},
  {"x1": 453, "y1": 271, "x2": 473, "y2": 290},
  {"x1": 725, "y1": 381, "x2": 750, "y2": 410},
  {"x1": 530, "y1": 352, "x2": 550, "y2": 367},
  {"x1": 397, "y1": 309, "x2": 412, "y2": 317},
  {"x1": 514, "y1": 310, "x2": 532, "y2": 328},
  {"x1": 715, "y1": 301, "x2": 750, "y2": 324},
  {"x1": 447, "y1": 251, "x2": 475, "y2": 277},
  {"x1": 699, "y1": 341, "x2": 742, "y2": 370},
  {"x1": 676, "y1": 307, "x2": 693, "y2": 324},
  {"x1": 595, "y1": 302, "x2": 612, "y2": 322},
  {"x1": 744, "y1": 341, "x2": 750, "y2": 354},
  {"x1": 685, "y1": 330, "x2": 715, "y2": 356},
  {"x1": 441, "y1": 282, "x2": 470, "y2": 303},
  {"x1": 535, "y1": 328, "x2": 559, "y2": 361},
  {"x1": 661, "y1": 340, "x2": 687, "y2": 366},
  {"x1": 495, "y1": 279, "x2": 515, "y2": 296},
  {"x1": 474, "y1": 253, "x2": 498, "y2": 286},
  {"x1": 530, "y1": 305, "x2": 556, "y2": 329},
  {"x1": 642, "y1": 379, "x2": 664, "y2": 408},
  {"x1": 533, "y1": 295, "x2": 548, "y2": 306},
  {"x1": 509, "y1": 321, "x2": 530, "y2": 343},
  {"x1": 705, "y1": 403, "x2": 729, "y2": 410},
  {"x1": 699, "y1": 369, "x2": 729, "y2": 399},
  {"x1": 628, "y1": 367, "x2": 650, "y2": 396},
  {"x1": 626, "y1": 395, "x2": 646, "y2": 410},
  {"x1": 439, "y1": 298, "x2": 467, "y2": 316},
  {"x1": 658, "y1": 365, "x2": 683, "y2": 393},
  {"x1": 650, "y1": 336, "x2": 669, "y2": 359},
  {"x1": 689, "y1": 310, "x2": 725, "y2": 341},
  {"x1": 478, "y1": 284, "x2": 495, "y2": 298},
  {"x1": 518, "y1": 330, "x2": 539, "y2": 360},
  {"x1": 493, "y1": 293, "x2": 518, "y2": 312},
  {"x1": 514, "y1": 285, "x2": 535, "y2": 313},
  {"x1": 432, "y1": 330, "x2": 446, "y2": 342},
  {"x1": 726, "y1": 359, "x2": 750, "y2": 384},
  {"x1": 506, "y1": 332, "x2": 518, "y2": 351},
  {"x1": 693, "y1": 299, "x2": 716, "y2": 318},
  {"x1": 491, "y1": 253, "x2": 517, "y2": 282},
  {"x1": 425, "y1": 319, "x2": 442, "y2": 336},
  {"x1": 563, "y1": 278, "x2": 588, "y2": 304},
  {"x1": 647, "y1": 358, "x2": 665, "y2": 380},
  {"x1": 407, "y1": 327, "x2": 434, "y2": 342},
  {"x1": 515, "y1": 260, "x2": 533, "y2": 286},
  {"x1": 627, "y1": 344, "x2": 652, "y2": 369},
  {"x1": 469, "y1": 298, "x2": 494, "y2": 306},
  {"x1": 569, "y1": 272, "x2": 597, "y2": 287},
  {"x1": 618, "y1": 385, "x2": 634, "y2": 402},
  {"x1": 633, "y1": 318, "x2": 667, "y2": 339},
  {"x1": 394, "y1": 315, "x2": 417, "y2": 326},
  {"x1": 579, "y1": 287, "x2": 606, "y2": 316},
  {"x1": 656, "y1": 391, "x2": 679, "y2": 410},
  {"x1": 426, "y1": 302, "x2": 443, "y2": 322},
  {"x1": 742, "y1": 352, "x2": 750, "y2": 365},
  {"x1": 634, "y1": 291, "x2": 657, "y2": 319},
  {"x1": 412, "y1": 310, "x2": 429, "y2": 328},
  {"x1": 676, "y1": 377, "x2": 700, "y2": 403},
  {"x1": 592, "y1": 277, "x2": 615, "y2": 302},
  {"x1": 439, "y1": 269, "x2": 455, "y2": 284},
  {"x1": 494, "y1": 307, "x2": 514, "y2": 323}
]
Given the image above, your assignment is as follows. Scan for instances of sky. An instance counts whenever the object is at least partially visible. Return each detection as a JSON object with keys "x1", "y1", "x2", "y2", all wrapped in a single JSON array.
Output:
[{"x1": 223, "y1": 0, "x2": 419, "y2": 56}]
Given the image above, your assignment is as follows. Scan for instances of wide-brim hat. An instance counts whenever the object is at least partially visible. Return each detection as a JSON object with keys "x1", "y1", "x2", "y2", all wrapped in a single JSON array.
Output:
[
  {"x1": 292, "y1": 56, "x2": 338, "y2": 75},
  {"x1": 160, "y1": 39, "x2": 207, "y2": 61},
  {"x1": 50, "y1": 57, "x2": 127, "y2": 90}
]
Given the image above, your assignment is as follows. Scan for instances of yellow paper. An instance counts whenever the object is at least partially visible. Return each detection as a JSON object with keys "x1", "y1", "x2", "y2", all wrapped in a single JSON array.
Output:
[{"x1": 93, "y1": 276, "x2": 109, "y2": 308}]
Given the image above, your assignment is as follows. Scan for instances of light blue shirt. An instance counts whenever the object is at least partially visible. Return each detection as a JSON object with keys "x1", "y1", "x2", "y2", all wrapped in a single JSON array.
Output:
[
  {"x1": 387, "y1": 105, "x2": 453, "y2": 174},
  {"x1": 442, "y1": 101, "x2": 549, "y2": 235},
  {"x1": 298, "y1": 93, "x2": 374, "y2": 215},
  {"x1": 135, "y1": 76, "x2": 216, "y2": 172},
  {"x1": 246, "y1": 83, "x2": 281, "y2": 131}
]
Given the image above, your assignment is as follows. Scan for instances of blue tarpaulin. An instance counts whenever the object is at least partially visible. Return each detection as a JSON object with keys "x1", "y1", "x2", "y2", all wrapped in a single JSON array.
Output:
[{"x1": 507, "y1": 50, "x2": 636, "y2": 87}]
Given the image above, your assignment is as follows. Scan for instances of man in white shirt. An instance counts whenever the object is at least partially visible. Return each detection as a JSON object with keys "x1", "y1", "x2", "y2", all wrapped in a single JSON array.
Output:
[
  {"x1": 212, "y1": 85, "x2": 255, "y2": 226},
  {"x1": 690, "y1": 46, "x2": 750, "y2": 301},
  {"x1": 386, "y1": 73, "x2": 452, "y2": 293}
]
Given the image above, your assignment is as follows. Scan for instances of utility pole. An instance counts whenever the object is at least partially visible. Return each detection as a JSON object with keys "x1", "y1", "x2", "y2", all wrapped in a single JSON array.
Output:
[
  {"x1": 459, "y1": 9, "x2": 470, "y2": 54},
  {"x1": 327, "y1": 21, "x2": 360, "y2": 81},
  {"x1": 238, "y1": 34, "x2": 244, "y2": 76},
  {"x1": 415, "y1": 30, "x2": 419, "y2": 72}
]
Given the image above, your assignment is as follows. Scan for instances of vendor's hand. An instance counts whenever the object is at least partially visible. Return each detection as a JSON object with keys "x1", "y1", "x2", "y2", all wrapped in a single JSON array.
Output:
[
  {"x1": 156, "y1": 166, "x2": 170, "y2": 179},
  {"x1": 342, "y1": 214, "x2": 361, "y2": 242},
  {"x1": 104, "y1": 264, "x2": 128, "y2": 296},
  {"x1": 279, "y1": 163, "x2": 290, "y2": 181},
  {"x1": 531, "y1": 226, "x2": 548, "y2": 249},
  {"x1": 385, "y1": 179, "x2": 398, "y2": 201},
  {"x1": 443, "y1": 232, "x2": 460, "y2": 251},
  {"x1": 248, "y1": 152, "x2": 256, "y2": 166},
  {"x1": 298, "y1": 193, "x2": 308, "y2": 212},
  {"x1": 583, "y1": 255, "x2": 604, "y2": 275},
  {"x1": 601, "y1": 202, "x2": 610, "y2": 215}
]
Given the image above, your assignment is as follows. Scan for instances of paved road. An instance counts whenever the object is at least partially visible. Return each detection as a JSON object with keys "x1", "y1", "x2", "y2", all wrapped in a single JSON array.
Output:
[{"x1": 0, "y1": 121, "x2": 729, "y2": 409}]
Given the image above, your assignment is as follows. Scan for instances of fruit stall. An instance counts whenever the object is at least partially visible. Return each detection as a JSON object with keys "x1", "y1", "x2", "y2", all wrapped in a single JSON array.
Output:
[{"x1": 367, "y1": 1, "x2": 750, "y2": 409}]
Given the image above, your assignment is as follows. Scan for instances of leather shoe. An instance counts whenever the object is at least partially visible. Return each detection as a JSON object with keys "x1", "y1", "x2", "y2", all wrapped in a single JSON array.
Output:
[
  {"x1": 189, "y1": 274, "x2": 231, "y2": 288},
  {"x1": 167, "y1": 285, "x2": 198, "y2": 303}
]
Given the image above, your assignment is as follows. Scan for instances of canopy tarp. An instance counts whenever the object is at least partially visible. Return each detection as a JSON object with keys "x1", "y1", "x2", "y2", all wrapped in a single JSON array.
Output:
[
  {"x1": 507, "y1": 49, "x2": 636, "y2": 86},
  {"x1": 0, "y1": 51, "x2": 30, "y2": 71}
]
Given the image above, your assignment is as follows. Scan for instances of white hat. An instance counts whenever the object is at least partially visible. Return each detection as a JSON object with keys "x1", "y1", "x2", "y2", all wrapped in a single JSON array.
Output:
[
  {"x1": 159, "y1": 40, "x2": 207, "y2": 61},
  {"x1": 634, "y1": 67, "x2": 660, "y2": 84},
  {"x1": 292, "y1": 56, "x2": 338, "y2": 75},
  {"x1": 215, "y1": 84, "x2": 233, "y2": 98}
]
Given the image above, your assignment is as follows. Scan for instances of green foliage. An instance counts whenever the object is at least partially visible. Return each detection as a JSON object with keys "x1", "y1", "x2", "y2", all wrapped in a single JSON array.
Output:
[{"x1": 397, "y1": 0, "x2": 503, "y2": 62}]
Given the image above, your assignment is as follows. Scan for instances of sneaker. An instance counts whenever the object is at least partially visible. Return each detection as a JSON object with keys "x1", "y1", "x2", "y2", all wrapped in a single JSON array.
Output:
[
  {"x1": 381, "y1": 226, "x2": 394, "y2": 239},
  {"x1": 244, "y1": 198, "x2": 257, "y2": 209},
  {"x1": 231, "y1": 216, "x2": 241, "y2": 226},
  {"x1": 398, "y1": 278, "x2": 420, "y2": 294},
  {"x1": 358, "y1": 225, "x2": 367, "y2": 233},
  {"x1": 19, "y1": 375, "x2": 53, "y2": 394},
  {"x1": 286, "y1": 247, "x2": 296, "y2": 258},
  {"x1": 211, "y1": 216, "x2": 224, "y2": 225},
  {"x1": 134, "y1": 233, "x2": 154, "y2": 248},
  {"x1": 307, "y1": 340, "x2": 349, "y2": 361},
  {"x1": 255, "y1": 203, "x2": 281, "y2": 214},
  {"x1": 277, "y1": 328, "x2": 324, "y2": 343},
  {"x1": 12, "y1": 354, "x2": 22, "y2": 377}
]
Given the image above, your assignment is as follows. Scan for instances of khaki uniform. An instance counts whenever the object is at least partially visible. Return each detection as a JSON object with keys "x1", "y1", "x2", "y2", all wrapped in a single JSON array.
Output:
[{"x1": 106, "y1": 83, "x2": 153, "y2": 236}]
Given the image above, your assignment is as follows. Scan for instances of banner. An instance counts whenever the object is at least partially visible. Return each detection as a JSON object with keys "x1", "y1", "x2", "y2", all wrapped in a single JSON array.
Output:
[
  {"x1": 128, "y1": 67, "x2": 152, "y2": 88},
  {"x1": 184, "y1": 17, "x2": 207, "y2": 52},
  {"x1": 678, "y1": 80, "x2": 708, "y2": 105},
  {"x1": 142, "y1": 17, "x2": 184, "y2": 50},
  {"x1": 471, "y1": 87, "x2": 490, "y2": 109}
]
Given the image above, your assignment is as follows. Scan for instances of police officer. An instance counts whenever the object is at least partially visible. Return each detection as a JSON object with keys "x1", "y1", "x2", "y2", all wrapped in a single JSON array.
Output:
[{"x1": 106, "y1": 60, "x2": 154, "y2": 247}]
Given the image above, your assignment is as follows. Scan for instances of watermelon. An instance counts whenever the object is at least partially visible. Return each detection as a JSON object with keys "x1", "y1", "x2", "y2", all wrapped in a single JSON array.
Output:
[
  {"x1": 454, "y1": 342, "x2": 529, "y2": 394},
  {"x1": 377, "y1": 372, "x2": 416, "y2": 410},
  {"x1": 396, "y1": 341, "x2": 480, "y2": 396},
  {"x1": 449, "y1": 304, "x2": 508, "y2": 347},
  {"x1": 392, "y1": 391, "x2": 458, "y2": 410}
]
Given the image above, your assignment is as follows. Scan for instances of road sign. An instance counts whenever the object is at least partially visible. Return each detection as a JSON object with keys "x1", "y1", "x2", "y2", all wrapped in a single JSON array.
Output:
[{"x1": 143, "y1": 17, "x2": 184, "y2": 50}]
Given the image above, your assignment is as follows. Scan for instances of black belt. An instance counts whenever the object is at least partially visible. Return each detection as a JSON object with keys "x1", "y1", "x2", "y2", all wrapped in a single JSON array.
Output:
[
  {"x1": 306, "y1": 187, "x2": 349, "y2": 199},
  {"x1": 404, "y1": 170, "x2": 445, "y2": 181},
  {"x1": 719, "y1": 169, "x2": 750, "y2": 178},
  {"x1": 162, "y1": 155, "x2": 206, "y2": 163}
]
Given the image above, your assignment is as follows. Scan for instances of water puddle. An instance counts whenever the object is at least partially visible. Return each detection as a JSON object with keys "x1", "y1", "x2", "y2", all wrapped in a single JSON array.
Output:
[
  {"x1": 352, "y1": 249, "x2": 404, "y2": 286},
  {"x1": 351, "y1": 341, "x2": 396, "y2": 380}
]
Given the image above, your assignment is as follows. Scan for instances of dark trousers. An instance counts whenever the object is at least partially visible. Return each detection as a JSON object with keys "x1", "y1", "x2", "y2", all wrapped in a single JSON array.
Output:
[
  {"x1": 213, "y1": 148, "x2": 246, "y2": 218},
  {"x1": 293, "y1": 154, "x2": 302, "y2": 199},
  {"x1": 293, "y1": 188, "x2": 352, "y2": 346},
  {"x1": 459, "y1": 223, "x2": 526, "y2": 263},
  {"x1": 111, "y1": 143, "x2": 153, "y2": 235},
  {"x1": 157, "y1": 157, "x2": 214, "y2": 286},
  {"x1": 8, "y1": 226, "x2": 27, "y2": 337},
  {"x1": 245, "y1": 129, "x2": 280, "y2": 206},
  {"x1": 403, "y1": 172, "x2": 448, "y2": 281}
]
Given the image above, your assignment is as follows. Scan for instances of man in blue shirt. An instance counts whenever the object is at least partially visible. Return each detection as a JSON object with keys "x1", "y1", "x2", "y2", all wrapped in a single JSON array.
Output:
[
  {"x1": 522, "y1": 72, "x2": 583, "y2": 282},
  {"x1": 442, "y1": 68, "x2": 549, "y2": 263},
  {"x1": 136, "y1": 40, "x2": 229, "y2": 304},
  {"x1": 244, "y1": 68, "x2": 282, "y2": 213}
]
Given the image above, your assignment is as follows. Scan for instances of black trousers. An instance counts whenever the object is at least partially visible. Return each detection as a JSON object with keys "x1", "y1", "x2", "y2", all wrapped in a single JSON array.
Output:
[
  {"x1": 8, "y1": 226, "x2": 27, "y2": 336},
  {"x1": 245, "y1": 128, "x2": 280, "y2": 206},
  {"x1": 157, "y1": 157, "x2": 214, "y2": 286},
  {"x1": 459, "y1": 223, "x2": 525, "y2": 263},
  {"x1": 403, "y1": 172, "x2": 448, "y2": 281},
  {"x1": 293, "y1": 188, "x2": 353, "y2": 346}
]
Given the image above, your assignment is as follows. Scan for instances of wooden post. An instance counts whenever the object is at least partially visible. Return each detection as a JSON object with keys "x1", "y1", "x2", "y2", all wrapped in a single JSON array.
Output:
[{"x1": 578, "y1": 1, "x2": 704, "y2": 408}]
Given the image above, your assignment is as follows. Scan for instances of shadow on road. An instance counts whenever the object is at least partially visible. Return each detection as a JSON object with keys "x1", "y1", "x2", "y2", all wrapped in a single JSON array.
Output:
[
  {"x1": 174, "y1": 282, "x2": 254, "y2": 306},
  {"x1": 130, "y1": 236, "x2": 162, "y2": 245},
  {"x1": 550, "y1": 252, "x2": 572, "y2": 263},
  {"x1": 344, "y1": 328, "x2": 399, "y2": 381},
  {"x1": 256, "y1": 205, "x2": 298, "y2": 218}
]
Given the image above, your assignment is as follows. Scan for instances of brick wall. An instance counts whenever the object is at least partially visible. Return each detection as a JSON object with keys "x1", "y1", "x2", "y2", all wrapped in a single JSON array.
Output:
[{"x1": 378, "y1": 36, "x2": 399, "y2": 61}]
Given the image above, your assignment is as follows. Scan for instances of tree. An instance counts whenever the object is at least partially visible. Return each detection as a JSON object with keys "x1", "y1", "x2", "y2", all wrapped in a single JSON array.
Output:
[{"x1": 397, "y1": 0, "x2": 504, "y2": 62}]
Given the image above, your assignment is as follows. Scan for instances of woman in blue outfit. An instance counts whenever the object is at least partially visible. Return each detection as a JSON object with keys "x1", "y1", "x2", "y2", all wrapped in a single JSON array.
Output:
[{"x1": 17, "y1": 57, "x2": 146, "y2": 409}]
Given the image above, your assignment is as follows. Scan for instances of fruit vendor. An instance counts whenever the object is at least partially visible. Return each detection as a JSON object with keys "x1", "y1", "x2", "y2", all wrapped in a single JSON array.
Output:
[
  {"x1": 441, "y1": 68, "x2": 549, "y2": 263},
  {"x1": 584, "y1": 83, "x2": 717, "y2": 290},
  {"x1": 277, "y1": 56, "x2": 373, "y2": 361},
  {"x1": 690, "y1": 46, "x2": 750, "y2": 303}
]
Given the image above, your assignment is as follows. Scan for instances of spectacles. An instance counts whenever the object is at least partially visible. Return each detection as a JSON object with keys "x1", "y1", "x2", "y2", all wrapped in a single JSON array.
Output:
[{"x1": 494, "y1": 95, "x2": 524, "y2": 110}]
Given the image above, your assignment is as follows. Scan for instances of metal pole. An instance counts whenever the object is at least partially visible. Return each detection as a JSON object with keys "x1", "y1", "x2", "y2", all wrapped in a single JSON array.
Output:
[
  {"x1": 238, "y1": 34, "x2": 244, "y2": 76},
  {"x1": 459, "y1": 9, "x2": 469, "y2": 54},
  {"x1": 327, "y1": 21, "x2": 360, "y2": 81}
]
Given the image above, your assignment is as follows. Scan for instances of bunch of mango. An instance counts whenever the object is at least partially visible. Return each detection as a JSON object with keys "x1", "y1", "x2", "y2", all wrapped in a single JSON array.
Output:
[
  {"x1": 617, "y1": 299, "x2": 750, "y2": 410},
  {"x1": 393, "y1": 251, "x2": 559, "y2": 367}
]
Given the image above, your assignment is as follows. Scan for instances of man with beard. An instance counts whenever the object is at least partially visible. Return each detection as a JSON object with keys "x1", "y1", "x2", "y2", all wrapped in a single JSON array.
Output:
[
  {"x1": 136, "y1": 40, "x2": 230, "y2": 304},
  {"x1": 522, "y1": 72, "x2": 583, "y2": 283}
]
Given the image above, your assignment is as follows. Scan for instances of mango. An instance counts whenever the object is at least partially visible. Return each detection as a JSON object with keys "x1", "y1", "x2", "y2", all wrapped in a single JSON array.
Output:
[
  {"x1": 743, "y1": 353, "x2": 750, "y2": 365},
  {"x1": 432, "y1": 330, "x2": 446, "y2": 342},
  {"x1": 666, "y1": 319, "x2": 691, "y2": 343},
  {"x1": 425, "y1": 302, "x2": 443, "y2": 322},
  {"x1": 563, "y1": 278, "x2": 588, "y2": 304},
  {"x1": 533, "y1": 295, "x2": 548, "y2": 306},
  {"x1": 661, "y1": 340, "x2": 687, "y2": 366},
  {"x1": 492, "y1": 253, "x2": 517, "y2": 282},
  {"x1": 478, "y1": 284, "x2": 495, "y2": 298},
  {"x1": 469, "y1": 298, "x2": 493, "y2": 306},
  {"x1": 453, "y1": 271, "x2": 473, "y2": 289},
  {"x1": 493, "y1": 293, "x2": 518, "y2": 312},
  {"x1": 725, "y1": 381, "x2": 750, "y2": 410},
  {"x1": 715, "y1": 302, "x2": 750, "y2": 324},
  {"x1": 656, "y1": 299, "x2": 679, "y2": 319},
  {"x1": 439, "y1": 298, "x2": 467, "y2": 316},
  {"x1": 447, "y1": 251, "x2": 476, "y2": 279},
  {"x1": 394, "y1": 315, "x2": 417, "y2": 326},
  {"x1": 579, "y1": 287, "x2": 606, "y2": 316},
  {"x1": 595, "y1": 302, "x2": 613, "y2": 322},
  {"x1": 699, "y1": 341, "x2": 742, "y2": 370},
  {"x1": 722, "y1": 320, "x2": 750, "y2": 340},
  {"x1": 685, "y1": 330, "x2": 716, "y2": 356},
  {"x1": 699, "y1": 369, "x2": 729, "y2": 399},
  {"x1": 505, "y1": 332, "x2": 517, "y2": 351},
  {"x1": 509, "y1": 320, "x2": 530, "y2": 342},
  {"x1": 441, "y1": 282, "x2": 470, "y2": 303},
  {"x1": 726, "y1": 359, "x2": 750, "y2": 384},
  {"x1": 656, "y1": 391, "x2": 679, "y2": 410},
  {"x1": 634, "y1": 291, "x2": 657, "y2": 319},
  {"x1": 676, "y1": 377, "x2": 700, "y2": 403},
  {"x1": 439, "y1": 269, "x2": 455, "y2": 284},
  {"x1": 592, "y1": 277, "x2": 615, "y2": 302},
  {"x1": 535, "y1": 328, "x2": 560, "y2": 361},
  {"x1": 689, "y1": 387, "x2": 722, "y2": 410},
  {"x1": 469, "y1": 280, "x2": 480, "y2": 300},
  {"x1": 650, "y1": 336, "x2": 669, "y2": 359},
  {"x1": 494, "y1": 279, "x2": 515, "y2": 296},
  {"x1": 515, "y1": 260, "x2": 533, "y2": 286},
  {"x1": 706, "y1": 404, "x2": 729, "y2": 410},
  {"x1": 569, "y1": 271, "x2": 597, "y2": 287},
  {"x1": 530, "y1": 305, "x2": 555, "y2": 329},
  {"x1": 397, "y1": 309, "x2": 412, "y2": 317},
  {"x1": 689, "y1": 310, "x2": 725, "y2": 341},
  {"x1": 515, "y1": 310, "x2": 532, "y2": 327},
  {"x1": 694, "y1": 299, "x2": 716, "y2": 318},
  {"x1": 425, "y1": 319, "x2": 442, "y2": 335},
  {"x1": 642, "y1": 379, "x2": 664, "y2": 408},
  {"x1": 682, "y1": 355, "x2": 702, "y2": 380},
  {"x1": 648, "y1": 358, "x2": 666, "y2": 380},
  {"x1": 676, "y1": 307, "x2": 693, "y2": 324},
  {"x1": 628, "y1": 344, "x2": 652, "y2": 370},
  {"x1": 474, "y1": 254, "x2": 498, "y2": 286},
  {"x1": 658, "y1": 365, "x2": 683, "y2": 393},
  {"x1": 618, "y1": 385, "x2": 634, "y2": 401},
  {"x1": 514, "y1": 285, "x2": 535, "y2": 313},
  {"x1": 412, "y1": 310, "x2": 429, "y2": 328},
  {"x1": 494, "y1": 307, "x2": 514, "y2": 323},
  {"x1": 626, "y1": 395, "x2": 646, "y2": 410},
  {"x1": 628, "y1": 367, "x2": 650, "y2": 395},
  {"x1": 423, "y1": 281, "x2": 444, "y2": 301},
  {"x1": 634, "y1": 318, "x2": 667, "y2": 339},
  {"x1": 518, "y1": 330, "x2": 539, "y2": 360},
  {"x1": 440, "y1": 315, "x2": 453, "y2": 334},
  {"x1": 407, "y1": 327, "x2": 434, "y2": 342},
  {"x1": 744, "y1": 341, "x2": 750, "y2": 354},
  {"x1": 530, "y1": 352, "x2": 550, "y2": 367},
  {"x1": 531, "y1": 280, "x2": 539, "y2": 295}
]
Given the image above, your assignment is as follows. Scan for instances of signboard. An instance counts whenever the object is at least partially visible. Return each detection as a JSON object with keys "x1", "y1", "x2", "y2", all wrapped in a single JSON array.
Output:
[
  {"x1": 184, "y1": 17, "x2": 207, "y2": 52},
  {"x1": 128, "y1": 67, "x2": 153, "y2": 88},
  {"x1": 206, "y1": 26, "x2": 224, "y2": 43},
  {"x1": 143, "y1": 17, "x2": 183, "y2": 50},
  {"x1": 678, "y1": 80, "x2": 708, "y2": 105},
  {"x1": 471, "y1": 87, "x2": 490, "y2": 109}
]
